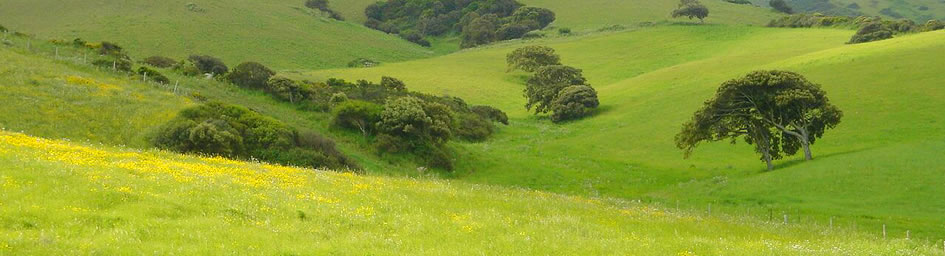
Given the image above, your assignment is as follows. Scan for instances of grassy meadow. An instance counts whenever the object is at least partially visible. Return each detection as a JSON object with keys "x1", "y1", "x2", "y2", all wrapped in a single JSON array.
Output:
[{"x1": 0, "y1": 131, "x2": 939, "y2": 255}]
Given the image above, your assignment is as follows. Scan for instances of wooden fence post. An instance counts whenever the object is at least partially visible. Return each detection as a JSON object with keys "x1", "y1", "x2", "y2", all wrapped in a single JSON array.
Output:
[
  {"x1": 829, "y1": 217, "x2": 833, "y2": 229},
  {"x1": 174, "y1": 80, "x2": 179, "y2": 94},
  {"x1": 783, "y1": 214, "x2": 788, "y2": 224},
  {"x1": 905, "y1": 230, "x2": 909, "y2": 240},
  {"x1": 708, "y1": 203, "x2": 711, "y2": 215},
  {"x1": 882, "y1": 224, "x2": 886, "y2": 239}
]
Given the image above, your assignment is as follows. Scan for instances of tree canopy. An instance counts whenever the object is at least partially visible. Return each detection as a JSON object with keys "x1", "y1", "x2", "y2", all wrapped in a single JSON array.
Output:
[
  {"x1": 671, "y1": 0, "x2": 710, "y2": 23},
  {"x1": 507, "y1": 46, "x2": 562, "y2": 72},
  {"x1": 675, "y1": 70, "x2": 842, "y2": 171}
]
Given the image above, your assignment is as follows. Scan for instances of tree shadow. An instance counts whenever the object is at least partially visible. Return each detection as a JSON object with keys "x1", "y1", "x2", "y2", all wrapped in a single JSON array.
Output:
[{"x1": 766, "y1": 147, "x2": 875, "y2": 172}]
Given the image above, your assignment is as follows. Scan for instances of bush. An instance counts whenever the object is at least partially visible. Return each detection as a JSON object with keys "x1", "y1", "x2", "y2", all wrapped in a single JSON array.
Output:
[
  {"x1": 227, "y1": 62, "x2": 275, "y2": 90},
  {"x1": 0, "y1": 25, "x2": 7, "y2": 33},
  {"x1": 510, "y1": 7, "x2": 556, "y2": 29},
  {"x1": 142, "y1": 56, "x2": 177, "y2": 68},
  {"x1": 99, "y1": 41, "x2": 123, "y2": 56},
  {"x1": 332, "y1": 100, "x2": 383, "y2": 136},
  {"x1": 461, "y1": 14, "x2": 499, "y2": 48},
  {"x1": 266, "y1": 76, "x2": 312, "y2": 103},
  {"x1": 558, "y1": 27, "x2": 572, "y2": 34},
  {"x1": 920, "y1": 20, "x2": 945, "y2": 32},
  {"x1": 551, "y1": 85, "x2": 599, "y2": 122},
  {"x1": 525, "y1": 65, "x2": 587, "y2": 114},
  {"x1": 454, "y1": 113, "x2": 495, "y2": 141},
  {"x1": 188, "y1": 55, "x2": 228, "y2": 76},
  {"x1": 724, "y1": 0, "x2": 751, "y2": 4},
  {"x1": 91, "y1": 58, "x2": 132, "y2": 72},
  {"x1": 848, "y1": 22, "x2": 893, "y2": 44},
  {"x1": 507, "y1": 45, "x2": 561, "y2": 72},
  {"x1": 347, "y1": 58, "x2": 380, "y2": 68},
  {"x1": 496, "y1": 23, "x2": 533, "y2": 40},
  {"x1": 380, "y1": 76, "x2": 406, "y2": 92},
  {"x1": 471, "y1": 105, "x2": 509, "y2": 125},
  {"x1": 769, "y1": 0, "x2": 794, "y2": 14},
  {"x1": 137, "y1": 67, "x2": 171, "y2": 84},
  {"x1": 400, "y1": 32, "x2": 431, "y2": 47},
  {"x1": 153, "y1": 102, "x2": 357, "y2": 170}
]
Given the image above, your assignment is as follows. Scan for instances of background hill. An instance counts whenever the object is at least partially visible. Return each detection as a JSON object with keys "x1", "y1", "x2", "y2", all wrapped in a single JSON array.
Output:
[
  {"x1": 0, "y1": 131, "x2": 936, "y2": 254},
  {"x1": 0, "y1": 0, "x2": 433, "y2": 70},
  {"x1": 749, "y1": 0, "x2": 945, "y2": 21},
  {"x1": 301, "y1": 27, "x2": 945, "y2": 238}
]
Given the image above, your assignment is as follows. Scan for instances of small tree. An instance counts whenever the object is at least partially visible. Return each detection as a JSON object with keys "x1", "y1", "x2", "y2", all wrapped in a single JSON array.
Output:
[
  {"x1": 551, "y1": 85, "x2": 599, "y2": 122},
  {"x1": 511, "y1": 7, "x2": 556, "y2": 29},
  {"x1": 848, "y1": 22, "x2": 893, "y2": 44},
  {"x1": 671, "y1": 0, "x2": 710, "y2": 23},
  {"x1": 266, "y1": 76, "x2": 308, "y2": 103},
  {"x1": 507, "y1": 46, "x2": 562, "y2": 72},
  {"x1": 524, "y1": 65, "x2": 587, "y2": 114},
  {"x1": 188, "y1": 55, "x2": 228, "y2": 76},
  {"x1": 461, "y1": 14, "x2": 499, "y2": 48},
  {"x1": 675, "y1": 70, "x2": 842, "y2": 171},
  {"x1": 769, "y1": 0, "x2": 794, "y2": 14},
  {"x1": 332, "y1": 100, "x2": 382, "y2": 137},
  {"x1": 227, "y1": 62, "x2": 275, "y2": 90}
]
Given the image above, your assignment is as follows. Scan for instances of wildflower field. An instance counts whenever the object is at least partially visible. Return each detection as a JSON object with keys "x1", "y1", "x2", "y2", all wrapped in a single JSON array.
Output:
[{"x1": 0, "y1": 131, "x2": 938, "y2": 254}]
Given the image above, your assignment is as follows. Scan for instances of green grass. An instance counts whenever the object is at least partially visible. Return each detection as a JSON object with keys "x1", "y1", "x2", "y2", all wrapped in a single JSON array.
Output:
[
  {"x1": 301, "y1": 26, "x2": 945, "y2": 239},
  {"x1": 0, "y1": 0, "x2": 433, "y2": 70},
  {"x1": 1, "y1": 131, "x2": 939, "y2": 255},
  {"x1": 520, "y1": 0, "x2": 782, "y2": 31}
]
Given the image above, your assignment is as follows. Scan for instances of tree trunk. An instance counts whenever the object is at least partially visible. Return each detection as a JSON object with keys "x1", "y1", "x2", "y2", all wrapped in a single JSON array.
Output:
[
  {"x1": 799, "y1": 128, "x2": 813, "y2": 160},
  {"x1": 765, "y1": 156, "x2": 774, "y2": 171}
]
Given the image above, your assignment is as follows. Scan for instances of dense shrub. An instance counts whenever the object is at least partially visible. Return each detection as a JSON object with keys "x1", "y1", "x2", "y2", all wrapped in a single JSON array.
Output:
[
  {"x1": 347, "y1": 58, "x2": 380, "y2": 68},
  {"x1": 511, "y1": 7, "x2": 556, "y2": 29},
  {"x1": 400, "y1": 31, "x2": 431, "y2": 47},
  {"x1": 525, "y1": 65, "x2": 587, "y2": 114},
  {"x1": 266, "y1": 76, "x2": 312, "y2": 103},
  {"x1": 497, "y1": 23, "x2": 533, "y2": 40},
  {"x1": 376, "y1": 97, "x2": 455, "y2": 170},
  {"x1": 671, "y1": 0, "x2": 709, "y2": 23},
  {"x1": 724, "y1": 0, "x2": 751, "y2": 4},
  {"x1": 920, "y1": 20, "x2": 945, "y2": 32},
  {"x1": 137, "y1": 67, "x2": 171, "y2": 84},
  {"x1": 507, "y1": 46, "x2": 561, "y2": 72},
  {"x1": 471, "y1": 105, "x2": 509, "y2": 125},
  {"x1": 142, "y1": 56, "x2": 177, "y2": 68},
  {"x1": 380, "y1": 76, "x2": 406, "y2": 92},
  {"x1": 188, "y1": 55, "x2": 228, "y2": 76},
  {"x1": 558, "y1": 27, "x2": 571, "y2": 34},
  {"x1": 227, "y1": 62, "x2": 275, "y2": 90},
  {"x1": 461, "y1": 14, "x2": 499, "y2": 48},
  {"x1": 550, "y1": 85, "x2": 599, "y2": 122},
  {"x1": 99, "y1": 41, "x2": 123, "y2": 56},
  {"x1": 0, "y1": 25, "x2": 7, "y2": 33},
  {"x1": 454, "y1": 113, "x2": 495, "y2": 141},
  {"x1": 848, "y1": 22, "x2": 893, "y2": 44},
  {"x1": 153, "y1": 102, "x2": 357, "y2": 170},
  {"x1": 332, "y1": 100, "x2": 383, "y2": 136}
]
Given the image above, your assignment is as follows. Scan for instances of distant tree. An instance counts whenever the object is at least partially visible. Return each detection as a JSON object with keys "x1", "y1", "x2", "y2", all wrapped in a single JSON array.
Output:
[
  {"x1": 524, "y1": 65, "x2": 587, "y2": 114},
  {"x1": 507, "y1": 46, "x2": 562, "y2": 72},
  {"x1": 99, "y1": 41, "x2": 124, "y2": 56},
  {"x1": 305, "y1": 0, "x2": 328, "y2": 10},
  {"x1": 671, "y1": 0, "x2": 710, "y2": 23},
  {"x1": 332, "y1": 100, "x2": 383, "y2": 137},
  {"x1": 380, "y1": 76, "x2": 407, "y2": 92},
  {"x1": 188, "y1": 55, "x2": 228, "y2": 76},
  {"x1": 142, "y1": 56, "x2": 177, "y2": 68},
  {"x1": 461, "y1": 14, "x2": 499, "y2": 48},
  {"x1": 511, "y1": 7, "x2": 556, "y2": 29},
  {"x1": 769, "y1": 0, "x2": 794, "y2": 14},
  {"x1": 550, "y1": 85, "x2": 599, "y2": 122},
  {"x1": 675, "y1": 70, "x2": 842, "y2": 171},
  {"x1": 227, "y1": 62, "x2": 275, "y2": 90}
]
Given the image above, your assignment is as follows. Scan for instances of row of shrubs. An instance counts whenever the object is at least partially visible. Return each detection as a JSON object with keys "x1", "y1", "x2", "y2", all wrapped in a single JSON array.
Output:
[
  {"x1": 152, "y1": 102, "x2": 358, "y2": 170},
  {"x1": 507, "y1": 46, "x2": 600, "y2": 123},
  {"x1": 767, "y1": 14, "x2": 945, "y2": 44},
  {"x1": 304, "y1": 0, "x2": 344, "y2": 20},
  {"x1": 364, "y1": 0, "x2": 555, "y2": 48}
]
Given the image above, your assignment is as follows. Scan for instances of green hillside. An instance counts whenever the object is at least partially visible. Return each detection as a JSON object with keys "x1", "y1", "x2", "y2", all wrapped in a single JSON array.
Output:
[
  {"x1": 519, "y1": 0, "x2": 781, "y2": 30},
  {"x1": 0, "y1": 0, "x2": 433, "y2": 70},
  {"x1": 1, "y1": 131, "x2": 937, "y2": 254},
  {"x1": 303, "y1": 26, "x2": 945, "y2": 238}
]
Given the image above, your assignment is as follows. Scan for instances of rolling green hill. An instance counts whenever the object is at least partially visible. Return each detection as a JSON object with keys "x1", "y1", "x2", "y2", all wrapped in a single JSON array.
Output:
[
  {"x1": 0, "y1": 0, "x2": 433, "y2": 70},
  {"x1": 302, "y1": 26, "x2": 945, "y2": 238},
  {"x1": 0, "y1": 131, "x2": 937, "y2": 254}
]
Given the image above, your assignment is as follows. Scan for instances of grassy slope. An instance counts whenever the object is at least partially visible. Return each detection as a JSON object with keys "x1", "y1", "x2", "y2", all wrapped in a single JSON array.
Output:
[
  {"x1": 520, "y1": 0, "x2": 781, "y2": 30},
  {"x1": 0, "y1": 0, "x2": 432, "y2": 70},
  {"x1": 0, "y1": 131, "x2": 937, "y2": 255},
  {"x1": 751, "y1": 0, "x2": 945, "y2": 21},
  {"x1": 303, "y1": 26, "x2": 945, "y2": 239}
]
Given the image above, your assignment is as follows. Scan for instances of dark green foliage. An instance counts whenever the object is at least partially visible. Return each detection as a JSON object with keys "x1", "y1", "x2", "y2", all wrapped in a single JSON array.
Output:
[
  {"x1": 187, "y1": 55, "x2": 228, "y2": 76},
  {"x1": 381, "y1": 76, "x2": 407, "y2": 92},
  {"x1": 376, "y1": 96, "x2": 455, "y2": 170},
  {"x1": 454, "y1": 113, "x2": 495, "y2": 141},
  {"x1": 558, "y1": 27, "x2": 571, "y2": 34},
  {"x1": 550, "y1": 85, "x2": 599, "y2": 123},
  {"x1": 524, "y1": 65, "x2": 587, "y2": 114},
  {"x1": 305, "y1": 0, "x2": 344, "y2": 20},
  {"x1": 72, "y1": 38, "x2": 87, "y2": 48},
  {"x1": 506, "y1": 46, "x2": 561, "y2": 72},
  {"x1": 770, "y1": 0, "x2": 794, "y2": 14},
  {"x1": 153, "y1": 102, "x2": 357, "y2": 170},
  {"x1": 0, "y1": 25, "x2": 7, "y2": 33},
  {"x1": 675, "y1": 70, "x2": 842, "y2": 171},
  {"x1": 365, "y1": 0, "x2": 552, "y2": 48},
  {"x1": 266, "y1": 76, "x2": 314, "y2": 103},
  {"x1": 227, "y1": 62, "x2": 276, "y2": 90},
  {"x1": 142, "y1": 56, "x2": 177, "y2": 68},
  {"x1": 919, "y1": 20, "x2": 945, "y2": 32},
  {"x1": 671, "y1": 0, "x2": 709, "y2": 23},
  {"x1": 767, "y1": 13, "x2": 855, "y2": 28},
  {"x1": 461, "y1": 14, "x2": 499, "y2": 48},
  {"x1": 471, "y1": 105, "x2": 509, "y2": 125},
  {"x1": 400, "y1": 32, "x2": 431, "y2": 47},
  {"x1": 848, "y1": 22, "x2": 893, "y2": 44},
  {"x1": 99, "y1": 41, "x2": 123, "y2": 56},
  {"x1": 137, "y1": 67, "x2": 171, "y2": 84},
  {"x1": 724, "y1": 0, "x2": 751, "y2": 5},
  {"x1": 332, "y1": 100, "x2": 383, "y2": 137},
  {"x1": 347, "y1": 58, "x2": 380, "y2": 68}
]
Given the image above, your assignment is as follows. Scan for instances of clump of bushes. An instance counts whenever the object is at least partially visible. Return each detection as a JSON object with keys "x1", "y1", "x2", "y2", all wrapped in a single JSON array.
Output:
[
  {"x1": 506, "y1": 45, "x2": 561, "y2": 72},
  {"x1": 142, "y1": 56, "x2": 177, "y2": 68},
  {"x1": 92, "y1": 57, "x2": 133, "y2": 72},
  {"x1": 347, "y1": 58, "x2": 380, "y2": 68},
  {"x1": 769, "y1": 14, "x2": 945, "y2": 44},
  {"x1": 137, "y1": 66, "x2": 171, "y2": 84},
  {"x1": 305, "y1": 0, "x2": 344, "y2": 20},
  {"x1": 227, "y1": 62, "x2": 275, "y2": 90},
  {"x1": 724, "y1": 0, "x2": 751, "y2": 4},
  {"x1": 508, "y1": 46, "x2": 599, "y2": 123},
  {"x1": 182, "y1": 55, "x2": 228, "y2": 77},
  {"x1": 848, "y1": 22, "x2": 893, "y2": 44},
  {"x1": 153, "y1": 101, "x2": 358, "y2": 170},
  {"x1": 365, "y1": 0, "x2": 555, "y2": 48}
]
